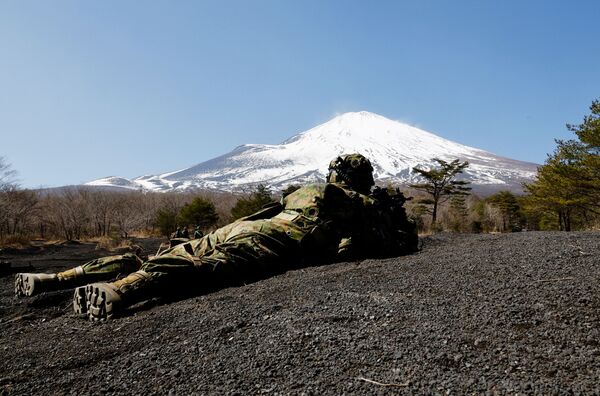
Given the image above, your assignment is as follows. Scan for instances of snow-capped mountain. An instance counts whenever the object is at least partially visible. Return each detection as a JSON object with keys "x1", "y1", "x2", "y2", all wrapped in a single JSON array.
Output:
[{"x1": 86, "y1": 111, "x2": 538, "y2": 193}]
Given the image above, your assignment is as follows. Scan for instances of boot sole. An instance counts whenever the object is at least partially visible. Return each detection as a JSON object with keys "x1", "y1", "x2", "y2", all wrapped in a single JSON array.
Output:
[
  {"x1": 15, "y1": 274, "x2": 38, "y2": 297},
  {"x1": 73, "y1": 286, "x2": 88, "y2": 316},
  {"x1": 86, "y1": 284, "x2": 122, "y2": 321}
]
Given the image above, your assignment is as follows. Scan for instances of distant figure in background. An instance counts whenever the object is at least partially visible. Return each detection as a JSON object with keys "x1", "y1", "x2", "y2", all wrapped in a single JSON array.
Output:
[
  {"x1": 172, "y1": 227, "x2": 183, "y2": 239},
  {"x1": 181, "y1": 227, "x2": 190, "y2": 239},
  {"x1": 194, "y1": 226, "x2": 204, "y2": 239}
]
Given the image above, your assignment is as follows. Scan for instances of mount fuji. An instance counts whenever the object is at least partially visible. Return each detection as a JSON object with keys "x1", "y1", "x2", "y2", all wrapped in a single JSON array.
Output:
[{"x1": 86, "y1": 111, "x2": 538, "y2": 194}]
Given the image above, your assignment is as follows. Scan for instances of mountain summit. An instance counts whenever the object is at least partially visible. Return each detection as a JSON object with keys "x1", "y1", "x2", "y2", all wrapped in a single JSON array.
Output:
[{"x1": 86, "y1": 111, "x2": 538, "y2": 193}]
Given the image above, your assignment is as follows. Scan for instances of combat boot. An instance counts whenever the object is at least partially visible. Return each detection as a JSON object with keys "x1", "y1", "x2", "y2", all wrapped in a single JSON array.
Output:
[
  {"x1": 85, "y1": 270, "x2": 153, "y2": 321},
  {"x1": 15, "y1": 266, "x2": 85, "y2": 297}
]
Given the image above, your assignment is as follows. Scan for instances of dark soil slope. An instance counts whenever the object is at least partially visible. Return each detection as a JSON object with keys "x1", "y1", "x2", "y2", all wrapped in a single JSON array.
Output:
[{"x1": 1, "y1": 232, "x2": 600, "y2": 395}]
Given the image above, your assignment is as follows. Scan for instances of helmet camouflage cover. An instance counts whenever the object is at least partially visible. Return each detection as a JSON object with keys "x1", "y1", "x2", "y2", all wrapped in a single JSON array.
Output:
[{"x1": 326, "y1": 153, "x2": 375, "y2": 194}]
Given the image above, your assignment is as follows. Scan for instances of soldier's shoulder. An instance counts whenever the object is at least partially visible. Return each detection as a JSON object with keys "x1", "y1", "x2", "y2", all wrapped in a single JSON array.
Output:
[
  {"x1": 323, "y1": 182, "x2": 357, "y2": 195},
  {"x1": 293, "y1": 182, "x2": 354, "y2": 197},
  {"x1": 288, "y1": 183, "x2": 327, "y2": 197}
]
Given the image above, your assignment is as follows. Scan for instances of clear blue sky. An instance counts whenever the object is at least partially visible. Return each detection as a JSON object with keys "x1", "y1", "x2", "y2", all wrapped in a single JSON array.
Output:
[{"x1": 1, "y1": 0, "x2": 599, "y2": 188}]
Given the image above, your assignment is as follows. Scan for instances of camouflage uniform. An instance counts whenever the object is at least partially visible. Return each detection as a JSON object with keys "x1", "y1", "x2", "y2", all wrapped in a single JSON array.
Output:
[
  {"x1": 76, "y1": 253, "x2": 143, "y2": 280},
  {"x1": 80, "y1": 180, "x2": 417, "y2": 319},
  {"x1": 131, "y1": 182, "x2": 414, "y2": 289},
  {"x1": 15, "y1": 154, "x2": 418, "y2": 320}
]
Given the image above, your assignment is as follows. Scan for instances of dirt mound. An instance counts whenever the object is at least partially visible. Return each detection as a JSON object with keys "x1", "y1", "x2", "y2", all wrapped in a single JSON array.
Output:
[{"x1": 1, "y1": 232, "x2": 599, "y2": 394}]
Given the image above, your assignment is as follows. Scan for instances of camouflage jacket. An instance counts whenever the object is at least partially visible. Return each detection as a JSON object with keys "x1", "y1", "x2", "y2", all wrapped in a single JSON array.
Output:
[{"x1": 276, "y1": 182, "x2": 417, "y2": 261}]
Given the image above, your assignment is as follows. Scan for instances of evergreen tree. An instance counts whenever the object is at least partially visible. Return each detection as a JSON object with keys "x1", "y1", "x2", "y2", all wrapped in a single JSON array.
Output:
[
  {"x1": 523, "y1": 147, "x2": 590, "y2": 231},
  {"x1": 448, "y1": 195, "x2": 468, "y2": 232},
  {"x1": 565, "y1": 99, "x2": 600, "y2": 206},
  {"x1": 410, "y1": 158, "x2": 471, "y2": 225},
  {"x1": 449, "y1": 195, "x2": 468, "y2": 217},
  {"x1": 230, "y1": 184, "x2": 275, "y2": 220},
  {"x1": 178, "y1": 196, "x2": 219, "y2": 230},
  {"x1": 486, "y1": 191, "x2": 522, "y2": 232},
  {"x1": 154, "y1": 207, "x2": 179, "y2": 237},
  {"x1": 523, "y1": 99, "x2": 600, "y2": 230}
]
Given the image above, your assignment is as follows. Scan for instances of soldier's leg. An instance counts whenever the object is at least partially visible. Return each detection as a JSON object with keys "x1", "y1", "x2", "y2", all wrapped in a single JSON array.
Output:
[
  {"x1": 84, "y1": 220, "x2": 301, "y2": 321},
  {"x1": 82, "y1": 225, "x2": 242, "y2": 320},
  {"x1": 71, "y1": 254, "x2": 144, "y2": 315},
  {"x1": 15, "y1": 253, "x2": 143, "y2": 297},
  {"x1": 84, "y1": 251, "x2": 198, "y2": 320},
  {"x1": 200, "y1": 229, "x2": 298, "y2": 287}
]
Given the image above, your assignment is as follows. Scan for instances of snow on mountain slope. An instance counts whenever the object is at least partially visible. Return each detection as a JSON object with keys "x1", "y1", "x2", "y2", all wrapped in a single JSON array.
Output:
[
  {"x1": 86, "y1": 176, "x2": 141, "y2": 190},
  {"x1": 85, "y1": 111, "x2": 538, "y2": 193}
]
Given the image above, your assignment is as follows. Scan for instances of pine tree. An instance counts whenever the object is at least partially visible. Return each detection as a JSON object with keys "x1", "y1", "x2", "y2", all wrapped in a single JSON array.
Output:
[
  {"x1": 523, "y1": 147, "x2": 590, "y2": 231},
  {"x1": 178, "y1": 196, "x2": 219, "y2": 230},
  {"x1": 154, "y1": 207, "x2": 179, "y2": 237},
  {"x1": 410, "y1": 158, "x2": 471, "y2": 225},
  {"x1": 523, "y1": 99, "x2": 600, "y2": 230},
  {"x1": 565, "y1": 99, "x2": 600, "y2": 206},
  {"x1": 448, "y1": 195, "x2": 469, "y2": 232},
  {"x1": 486, "y1": 191, "x2": 522, "y2": 232}
]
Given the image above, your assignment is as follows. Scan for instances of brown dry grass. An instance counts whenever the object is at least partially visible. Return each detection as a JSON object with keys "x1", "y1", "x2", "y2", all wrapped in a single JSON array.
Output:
[
  {"x1": 93, "y1": 236, "x2": 135, "y2": 252},
  {"x1": 0, "y1": 235, "x2": 31, "y2": 248}
]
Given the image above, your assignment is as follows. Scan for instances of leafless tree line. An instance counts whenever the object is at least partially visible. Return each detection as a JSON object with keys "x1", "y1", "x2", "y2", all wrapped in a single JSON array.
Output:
[{"x1": 0, "y1": 186, "x2": 240, "y2": 244}]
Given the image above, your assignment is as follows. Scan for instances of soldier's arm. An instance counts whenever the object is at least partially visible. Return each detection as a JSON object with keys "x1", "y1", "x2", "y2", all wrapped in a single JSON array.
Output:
[{"x1": 348, "y1": 191, "x2": 418, "y2": 258}]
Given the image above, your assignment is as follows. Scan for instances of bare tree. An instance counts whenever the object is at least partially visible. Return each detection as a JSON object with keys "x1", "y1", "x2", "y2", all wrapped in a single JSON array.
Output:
[
  {"x1": 0, "y1": 171, "x2": 243, "y2": 243},
  {"x1": 43, "y1": 188, "x2": 92, "y2": 240},
  {"x1": 0, "y1": 156, "x2": 18, "y2": 192},
  {"x1": 88, "y1": 190, "x2": 115, "y2": 237},
  {"x1": 0, "y1": 157, "x2": 29, "y2": 240},
  {"x1": 112, "y1": 192, "x2": 147, "y2": 239},
  {"x1": 2, "y1": 189, "x2": 39, "y2": 236}
]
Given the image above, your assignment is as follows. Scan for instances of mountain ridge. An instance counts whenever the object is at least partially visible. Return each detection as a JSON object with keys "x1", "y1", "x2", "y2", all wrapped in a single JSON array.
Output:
[{"x1": 86, "y1": 111, "x2": 538, "y2": 194}]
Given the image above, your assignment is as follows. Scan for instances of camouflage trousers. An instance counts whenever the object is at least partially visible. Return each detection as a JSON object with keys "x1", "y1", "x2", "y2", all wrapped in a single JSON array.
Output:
[
  {"x1": 139, "y1": 218, "x2": 308, "y2": 292},
  {"x1": 77, "y1": 253, "x2": 143, "y2": 282},
  {"x1": 77, "y1": 217, "x2": 318, "y2": 294}
]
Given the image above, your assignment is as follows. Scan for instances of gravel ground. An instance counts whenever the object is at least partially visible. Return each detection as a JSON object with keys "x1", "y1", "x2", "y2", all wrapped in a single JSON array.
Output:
[{"x1": 1, "y1": 231, "x2": 600, "y2": 395}]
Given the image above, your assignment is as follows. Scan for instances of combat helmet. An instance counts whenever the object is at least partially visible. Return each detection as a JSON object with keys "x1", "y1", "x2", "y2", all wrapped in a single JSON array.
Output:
[{"x1": 326, "y1": 153, "x2": 375, "y2": 194}]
